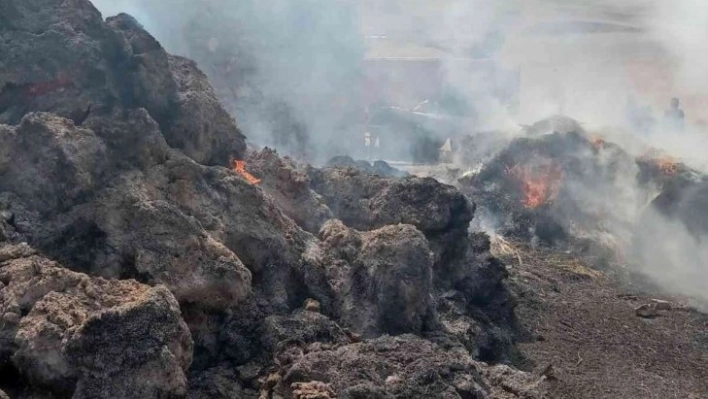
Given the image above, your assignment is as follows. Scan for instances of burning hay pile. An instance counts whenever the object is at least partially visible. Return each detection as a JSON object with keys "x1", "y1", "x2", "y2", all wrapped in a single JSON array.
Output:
[
  {"x1": 2, "y1": 2, "x2": 704, "y2": 398},
  {"x1": 458, "y1": 117, "x2": 708, "y2": 299},
  {"x1": 461, "y1": 129, "x2": 640, "y2": 259},
  {"x1": 449, "y1": 121, "x2": 708, "y2": 397},
  {"x1": 0, "y1": 1, "x2": 547, "y2": 398}
]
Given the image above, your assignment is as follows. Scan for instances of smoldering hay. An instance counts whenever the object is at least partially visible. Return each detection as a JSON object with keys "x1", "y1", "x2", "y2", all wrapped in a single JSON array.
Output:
[
  {"x1": 457, "y1": 117, "x2": 708, "y2": 310},
  {"x1": 0, "y1": 1, "x2": 546, "y2": 398}
]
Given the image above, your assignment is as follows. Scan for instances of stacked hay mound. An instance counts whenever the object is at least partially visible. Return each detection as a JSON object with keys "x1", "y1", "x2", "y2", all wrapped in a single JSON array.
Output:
[
  {"x1": 460, "y1": 120, "x2": 641, "y2": 263},
  {"x1": 459, "y1": 116, "x2": 708, "y2": 277},
  {"x1": 0, "y1": 1, "x2": 545, "y2": 398}
]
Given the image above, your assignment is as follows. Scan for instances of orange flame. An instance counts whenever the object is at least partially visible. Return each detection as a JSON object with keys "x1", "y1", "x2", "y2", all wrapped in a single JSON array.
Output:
[
  {"x1": 506, "y1": 162, "x2": 564, "y2": 209},
  {"x1": 232, "y1": 160, "x2": 261, "y2": 185},
  {"x1": 639, "y1": 149, "x2": 680, "y2": 177}
]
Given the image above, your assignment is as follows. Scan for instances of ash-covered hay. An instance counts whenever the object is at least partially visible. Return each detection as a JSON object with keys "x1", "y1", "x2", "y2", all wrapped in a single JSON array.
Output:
[{"x1": 461, "y1": 125, "x2": 640, "y2": 263}]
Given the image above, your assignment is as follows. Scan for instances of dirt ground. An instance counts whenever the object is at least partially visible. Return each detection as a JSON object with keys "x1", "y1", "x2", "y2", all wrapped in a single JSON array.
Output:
[{"x1": 497, "y1": 242, "x2": 708, "y2": 399}]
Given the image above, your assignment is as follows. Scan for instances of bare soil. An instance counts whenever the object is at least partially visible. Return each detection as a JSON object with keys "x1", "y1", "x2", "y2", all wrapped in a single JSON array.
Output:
[{"x1": 500, "y1": 242, "x2": 708, "y2": 399}]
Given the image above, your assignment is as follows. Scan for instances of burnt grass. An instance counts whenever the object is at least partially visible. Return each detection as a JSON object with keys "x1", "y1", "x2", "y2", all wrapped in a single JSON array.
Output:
[{"x1": 501, "y1": 241, "x2": 708, "y2": 399}]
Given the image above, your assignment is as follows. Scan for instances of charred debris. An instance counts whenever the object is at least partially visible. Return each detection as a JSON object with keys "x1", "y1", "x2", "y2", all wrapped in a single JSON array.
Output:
[
  {"x1": 460, "y1": 121, "x2": 707, "y2": 266},
  {"x1": 0, "y1": 1, "x2": 706, "y2": 399},
  {"x1": 0, "y1": 1, "x2": 546, "y2": 398}
]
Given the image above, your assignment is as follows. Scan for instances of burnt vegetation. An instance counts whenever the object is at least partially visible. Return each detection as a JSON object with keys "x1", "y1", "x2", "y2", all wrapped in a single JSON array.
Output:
[
  {"x1": 0, "y1": 1, "x2": 543, "y2": 398},
  {"x1": 0, "y1": 1, "x2": 706, "y2": 399}
]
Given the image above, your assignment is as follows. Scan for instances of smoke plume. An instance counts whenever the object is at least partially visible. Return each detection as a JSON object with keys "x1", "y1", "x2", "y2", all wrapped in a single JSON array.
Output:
[{"x1": 93, "y1": 0, "x2": 364, "y2": 161}]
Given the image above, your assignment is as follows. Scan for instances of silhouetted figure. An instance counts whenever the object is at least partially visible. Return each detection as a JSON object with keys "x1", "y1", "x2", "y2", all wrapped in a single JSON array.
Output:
[{"x1": 664, "y1": 97, "x2": 685, "y2": 133}]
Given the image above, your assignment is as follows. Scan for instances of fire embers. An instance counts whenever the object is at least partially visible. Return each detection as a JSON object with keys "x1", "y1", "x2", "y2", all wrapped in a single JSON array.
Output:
[
  {"x1": 506, "y1": 160, "x2": 564, "y2": 209},
  {"x1": 638, "y1": 150, "x2": 682, "y2": 178},
  {"x1": 232, "y1": 160, "x2": 261, "y2": 184},
  {"x1": 656, "y1": 157, "x2": 679, "y2": 176}
]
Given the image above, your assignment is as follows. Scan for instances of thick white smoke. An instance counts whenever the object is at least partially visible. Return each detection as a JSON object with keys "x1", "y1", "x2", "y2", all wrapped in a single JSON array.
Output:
[
  {"x1": 92, "y1": 0, "x2": 364, "y2": 162},
  {"x1": 651, "y1": 1, "x2": 708, "y2": 101}
]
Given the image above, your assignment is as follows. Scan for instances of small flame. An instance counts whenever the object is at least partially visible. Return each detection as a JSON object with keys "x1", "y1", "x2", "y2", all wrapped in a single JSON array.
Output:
[
  {"x1": 640, "y1": 150, "x2": 681, "y2": 177},
  {"x1": 506, "y1": 162, "x2": 564, "y2": 209},
  {"x1": 232, "y1": 160, "x2": 261, "y2": 185}
]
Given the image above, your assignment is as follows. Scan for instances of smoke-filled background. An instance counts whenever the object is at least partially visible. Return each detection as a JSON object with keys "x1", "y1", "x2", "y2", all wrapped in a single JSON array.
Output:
[
  {"x1": 90, "y1": 0, "x2": 708, "y2": 306},
  {"x1": 90, "y1": 0, "x2": 708, "y2": 163},
  {"x1": 94, "y1": 0, "x2": 365, "y2": 161}
]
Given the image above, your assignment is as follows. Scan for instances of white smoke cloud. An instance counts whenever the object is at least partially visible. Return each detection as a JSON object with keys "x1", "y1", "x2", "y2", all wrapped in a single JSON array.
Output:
[
  {"x1": 92, "y1": 0, "x2": 364, "y2": 162},
  {"x1": 651, "y1": 1, "x2": 708, "y2": 94}
]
